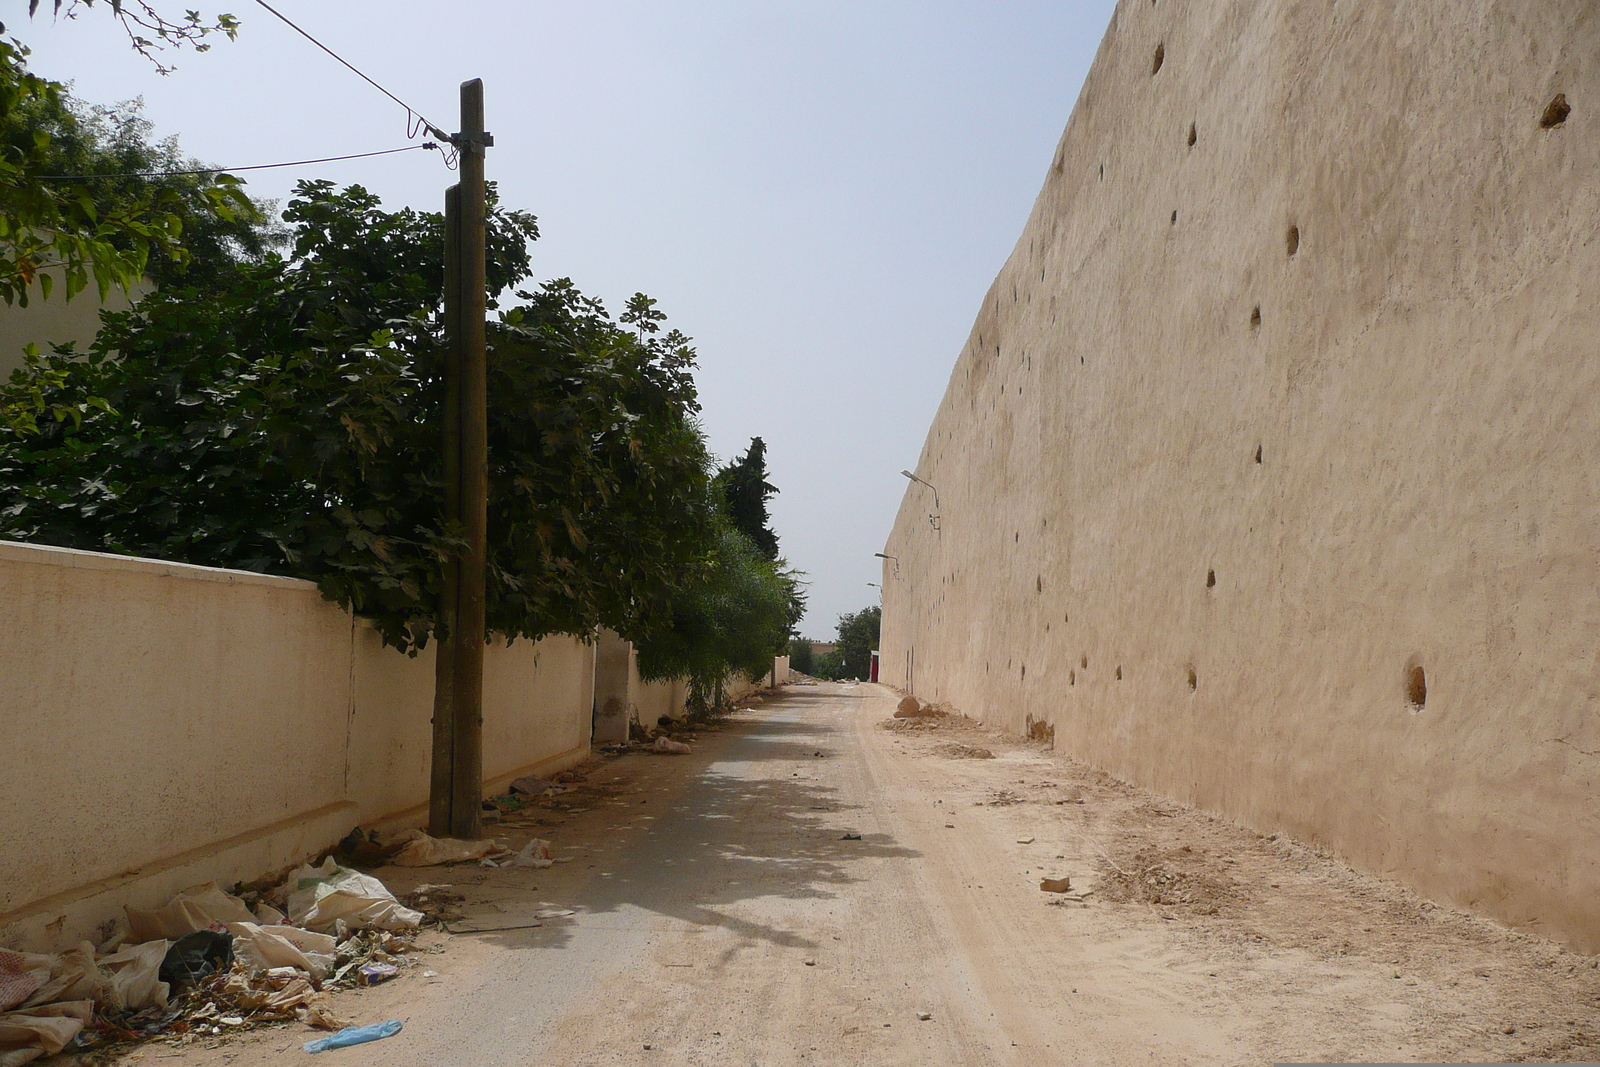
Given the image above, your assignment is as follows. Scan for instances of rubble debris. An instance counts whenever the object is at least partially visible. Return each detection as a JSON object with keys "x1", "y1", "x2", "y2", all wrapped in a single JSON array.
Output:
[
  {"x1": 390, "y1": 831, "x2": 508, "y2": 868},
  {"x1": 840, "y1": 833, "x2": 862, "y2": 841},
  {"x1": 303, "y1": 1018, "x2": 402, "y2": 1054},
  {"x1": 939, "y1": 744, "x2": 994, "y2": 760},
  {"x1": 894, "y1": 696, "x2": 923, "y2": 718},
  {"x1": 916, "y1": 1011, "x2": 933, "y2": 1021},
  {"x1": 1040, "y1": 877, "x2": 1073, "y2": 893},
  {"x1": 1017, "y1": 837, "x2": 1036, "y2": 845},
  {"x1": 510, "y1": 775, "x2": 557, "y2": 796},
  {"x1": 650, "y1": 736, "x2": 692, "y2": 755}
]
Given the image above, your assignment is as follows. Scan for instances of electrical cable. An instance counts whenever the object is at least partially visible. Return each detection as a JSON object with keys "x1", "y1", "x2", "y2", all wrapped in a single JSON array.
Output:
[
  {"x1": 250, "y1": 0, "x2": 452, "y2": 145},
  {"x1": 30, "y1": 143, "x2": 438, "y2": 180}
]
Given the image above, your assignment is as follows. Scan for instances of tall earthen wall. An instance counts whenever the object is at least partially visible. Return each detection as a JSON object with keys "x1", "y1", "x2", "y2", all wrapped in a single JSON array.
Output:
[{"x1": 879, "y1": 0, "x2": 1600, "y2": 949}]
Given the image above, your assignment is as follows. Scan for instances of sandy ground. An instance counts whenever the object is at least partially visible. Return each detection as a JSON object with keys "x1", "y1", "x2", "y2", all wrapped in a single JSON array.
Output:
[{"x1": 117, "y1": 682, "x2": 1600, "y2": 1066}]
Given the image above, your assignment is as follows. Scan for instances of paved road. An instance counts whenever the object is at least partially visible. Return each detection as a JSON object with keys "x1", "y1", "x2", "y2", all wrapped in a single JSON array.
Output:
[{"x1": 142, "y1": 682, "x2": 1600, "y2": 1066}]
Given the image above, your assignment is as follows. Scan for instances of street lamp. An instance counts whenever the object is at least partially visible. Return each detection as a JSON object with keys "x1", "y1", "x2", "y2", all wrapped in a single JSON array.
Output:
[
  {"x1": 874, "y1": 551, "x2": 899, "y2": 578},
  {"x1": 899, "y1": 470, "x2": 940, "y2": 509}
]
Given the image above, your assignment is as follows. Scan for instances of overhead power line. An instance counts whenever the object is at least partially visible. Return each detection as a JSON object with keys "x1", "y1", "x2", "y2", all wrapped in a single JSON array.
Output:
[
  {"x1": 31, "y1": 143, "x2": 439, "y2": 180},
  {"x1": 250, "y1": 0, "x2": 453, "y2": 147}
]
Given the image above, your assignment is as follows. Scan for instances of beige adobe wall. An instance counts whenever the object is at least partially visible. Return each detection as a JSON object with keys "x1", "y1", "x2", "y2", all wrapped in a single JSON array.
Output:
[
  {"x1": 0, "y1": 539, "x2": 592, "y2": 950},
  {"x1": 881, "y1": 0, "x2": 1600, "y2": 950},
  {"x1": 0, "y1": 280, "x2": 151, "y2": 379}
]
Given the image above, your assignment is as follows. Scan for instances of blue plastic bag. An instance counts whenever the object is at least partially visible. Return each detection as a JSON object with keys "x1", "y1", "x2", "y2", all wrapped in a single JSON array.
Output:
[{"x1": 303, "y1": 1020, "x2": 403, "y2": 1054}]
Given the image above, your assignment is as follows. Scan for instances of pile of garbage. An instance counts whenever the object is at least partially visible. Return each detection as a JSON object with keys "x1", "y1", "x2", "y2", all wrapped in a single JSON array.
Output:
[{"x1": 0, "y1": 858, "x2": 425, "y2": 1064}]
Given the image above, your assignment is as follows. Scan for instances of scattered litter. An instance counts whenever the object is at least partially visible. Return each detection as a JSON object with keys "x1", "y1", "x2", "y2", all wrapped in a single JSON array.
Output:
[
  {"x1": 1017, "y1": 837, "x2": 1035, "y2": 845},
  {"x1": 534, "y1": 909, "x2": 576, "y2": 919},
  {"x1": 510, "y1": 839, "x2": 554, "y2": 868},
  {"x1": 160, "y1": 930, "x2": 234, "y2": 985},
  {"x1": 444, "y1": 920, "x2": 543, "y2": 934},
  {"x1": 303, "y1": 1019, "x2": 403, "y2": 1054},
  {"x1": 916, "y1": 1011, "x2": 933, "y2": 1021},
  {"x1": 358, "y1": 963, "x2": 398, "y2": 986},
  {"x1": 650, "y1": 736, "x2": 692, "y2": 755},
  {"x1": 390, "y1": 830, "x2": 508, "y2": 868},
  {"x1": 510, "y1": 775, "x2": 559, "y2": 796},
  {"x1": 421, "y1": 971, "x2": 438, "y2": 979},
  {"x1": 1040, "y1": 877, "x2": 1073, "y2": 893},
  {"x1": 840, "y1": 833, "x2": 862, "y2": 841},
  {"x1": 944, "y1": 824, "x2": 955, "y2": 829},
  {"x1": 804, "y1": 959, "x2": 817, "y2": 966}
]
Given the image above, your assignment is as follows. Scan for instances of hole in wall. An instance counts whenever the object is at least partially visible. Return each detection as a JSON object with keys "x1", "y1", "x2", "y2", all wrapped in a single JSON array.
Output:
[
  {"x1": 1069, "y1": 670, "x2": 1076, "y2": 686},
  {"x1": 1064, "y1": 612, "x2": 1069, "y2": 623},
  {"x1": 1541, "y1": 93, "x2": 1570, "y2": 129},
  {"x1": 1081, "y1": 654, "x2": 1088, "y2": 669},
  {"x1": 1188, "y1": 666, "x2": 1198, "y2": 691},
  {"x1": 1115, "y1": 665, "x2": 1123, "y2": 681},
  {"x1": 1287, "y1": 225, "x2": 1300, "y2": 255},
  {"x1": 1255, "y1": 444, "x2": 1263, "y2": 464},
  {"x1": 1036, "y1": 575, "x2": 1043, "y2": 593},
  {"x1": 1152, "y1": 42, "x2": 1164, "y2": 75},
  {"x1": 1407, "y1": 663, "x2": 1428, "y2": 710},
  {"x1": 1171, "y1": 209, "x2": 1178, "y2": 224},
  {"x1": 1250, "y1": 306, "x2": 1262, "y2": 329},
  {"x1": 1098, "y1": 163, "x2": 1104, "y2": 180},
  {"x1": 1206, "y1": 569, "x2": 1216, "y2": 588},
  {"x1": 1021, "y1": 663, "x2": 1027, "y2": 680},
  {"x1": 1187, "y1": 122, "x2": 1196, "y2": 147}
]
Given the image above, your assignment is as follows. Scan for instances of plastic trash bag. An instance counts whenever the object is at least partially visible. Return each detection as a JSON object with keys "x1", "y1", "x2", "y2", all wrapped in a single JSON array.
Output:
[
  {"x1": 303, "y1": 1019, "x2": 402, "y2": 1053},
  {"x1": 390, "y1": 831, "x2": 505, "y2": 867},
  {"x1": 126, "y1": 883, "x2": 256, "y2": 942},
  {"x1": 650, "y1": 735, "x2": 691, "y2": 754},
  {"x1": 159, "y1": 930, "x2": 233, "y2": 985},
  {"x1": 281, "y1": 857, "x2": 422, "y2": 933},
  {"x1": 225, "y1": 923, "x2": 336, "y2": 981}
]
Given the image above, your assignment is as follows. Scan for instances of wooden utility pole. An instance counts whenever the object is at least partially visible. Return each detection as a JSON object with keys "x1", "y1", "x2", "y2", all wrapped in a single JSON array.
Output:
[
  {"x1": 428, "y1": 185, "x2": 461, "y2": 838},
  {"x1": 431, "y1": 79, "x2": 491, "y2": 840}
]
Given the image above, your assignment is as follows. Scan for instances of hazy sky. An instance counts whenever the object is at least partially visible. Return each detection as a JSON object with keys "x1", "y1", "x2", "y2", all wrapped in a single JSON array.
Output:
[{"x1": 17, "y1": 0, "x2": 1116, "y2": 635}]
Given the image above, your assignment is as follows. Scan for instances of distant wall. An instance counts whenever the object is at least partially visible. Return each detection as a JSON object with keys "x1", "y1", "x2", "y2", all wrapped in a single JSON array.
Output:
[
  {"x1": 0, "y1": 540, "x2": 592, "y2": 950},
  {"x1": 881, "y1": 0, "x2": 1600, "y2": 950},
  {"x1": 0, "y1": 280, "x2": 151, "y2": 379}
]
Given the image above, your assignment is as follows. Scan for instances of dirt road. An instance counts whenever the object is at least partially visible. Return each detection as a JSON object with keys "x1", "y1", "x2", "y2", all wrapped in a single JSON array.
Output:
[{"x1": 135, "y1": 683, "x2": 1600, "y2": 1065}]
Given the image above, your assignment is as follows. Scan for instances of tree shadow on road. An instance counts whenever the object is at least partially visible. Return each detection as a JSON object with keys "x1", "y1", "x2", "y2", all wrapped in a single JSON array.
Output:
[{"x1": 432, "y1": 686, "x2": 917, "y2": 955}]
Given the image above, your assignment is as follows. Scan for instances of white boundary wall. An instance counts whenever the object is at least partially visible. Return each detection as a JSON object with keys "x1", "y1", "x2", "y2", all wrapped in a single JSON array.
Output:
[{"x1": 0, "y1": 540, "x2": 593, "y2": 950}]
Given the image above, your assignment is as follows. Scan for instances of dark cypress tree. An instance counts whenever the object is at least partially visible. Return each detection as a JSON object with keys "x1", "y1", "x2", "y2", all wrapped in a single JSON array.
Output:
[{"x1": 716, "y1": 437, "x2": 780, "y2": 560}]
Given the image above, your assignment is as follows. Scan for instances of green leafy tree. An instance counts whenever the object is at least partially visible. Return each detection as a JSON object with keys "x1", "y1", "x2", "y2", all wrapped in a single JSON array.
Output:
[
  {"x1": 635, "y1": 517, "x2": 804, "y2": 711},
  {"x1": 787, "y1": 635, "x2": 814, "y2": 675},
  {"x1": 1, "y1": 4, "x2": 244, "y2": 304},
  {"x1": 0, "y1": 180, "x2": 712, "y2": 652},
  {"x1": 714, "y1": 436, "x2": 779, "y2": 560},
  {"x1": 833, "y1": 605, "x2": 881, "y2": 680}
]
